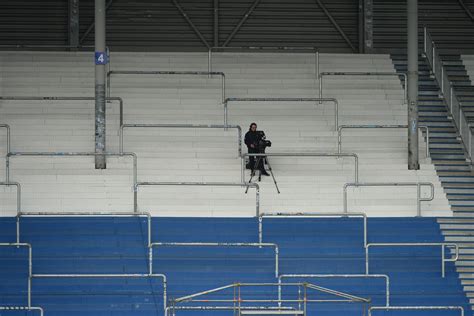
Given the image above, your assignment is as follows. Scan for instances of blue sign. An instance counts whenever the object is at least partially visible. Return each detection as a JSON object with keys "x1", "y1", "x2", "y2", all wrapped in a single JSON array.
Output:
[{"x1": 95, "y1": 52, "x2": 108, "y2": 65}]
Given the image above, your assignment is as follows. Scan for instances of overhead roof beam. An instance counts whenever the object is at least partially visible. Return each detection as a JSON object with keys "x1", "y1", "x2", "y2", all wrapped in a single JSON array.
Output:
[
  {"x1": 80, "y1": 0, "x2": 115, "y2": 44},
  {"x1": 222, "y1": 0, "x2": 262, "y2": 47},
  {"x1": 173, "y1": 0, "x2": 211, "y2": 49},
  {"x1": 314, "y1": 0, "x2": 357, "y2": 53},
  {"x1": 458, "y1": 0, "x2": 474, "y2": 21}
]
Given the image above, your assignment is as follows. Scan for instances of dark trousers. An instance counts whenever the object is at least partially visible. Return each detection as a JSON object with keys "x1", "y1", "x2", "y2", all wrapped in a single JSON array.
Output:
[{"x1": 248, "y1": 147, "x2": 265, "y2": 172}]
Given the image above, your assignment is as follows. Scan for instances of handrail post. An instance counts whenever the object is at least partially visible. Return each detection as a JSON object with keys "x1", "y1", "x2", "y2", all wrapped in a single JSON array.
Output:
[
  {"x1": 417, "y1": 183, "x2": 421, "y2": 217},
  {"x1": 442, "y1": 244, "x2": 445, "y2": 278},
  {"x1": 343, "y1": 184, "x2": 348, "y2": 213},
  {"x1": 319, "y1": 74, "x2": 323, "y2": 103},
  {"x1": 315, "y1": 50, "x2": 319, "y2": 77},
  {"x1": 224, "y1": 101, "x2": 228, "y2": 128},
  {"x1": 208, "y1": 49, "x2": 212, "y2": 76},
  {"x1": 107, "y1": 72, "x2": 111, "y2": 99},
  {"x1": 337, "y1": 127, "x2": 342, "y2": 154},
  {"x1": 365, "y1": 244, "x2": 370, "y2": 274},
  {"x1": 423, "y1": 26, "x2": 427, "y2": 54},
  {"x1": 222, "y1": 73, "x2": 226, "y2": 104},
  {"x1": 402, "y1": 73, "x2": 408, "y2": 104},
  {"x1": 441, "y1": 67, "x2": 444, "y2": 92}
]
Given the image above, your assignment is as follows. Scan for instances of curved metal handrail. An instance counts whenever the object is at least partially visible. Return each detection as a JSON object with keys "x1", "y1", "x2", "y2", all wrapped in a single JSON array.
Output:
[{"x1": 344, "y1": 182, "x2": 435, "y2": 216}]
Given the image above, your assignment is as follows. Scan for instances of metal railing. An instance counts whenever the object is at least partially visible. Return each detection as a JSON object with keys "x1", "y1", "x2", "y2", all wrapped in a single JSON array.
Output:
[
  {"x1": 369, "y1": 306, "x2": 464, "y2": 316},
  {"x1": 166, "y1": 306, "x2": 298, "y2": 315},
  {"x1": 167, "y1": 282, "x2": 369, "y2": 316},
  {"x1": 0, "y1": 181, "x2": 21, "y2": 209},
  {"x1": 209, "y1": 46, "x2": 320, "y2": 77},
  {"x1": 17, "y1": 211, "x2": 151, "y2": 248},
  {"x1": 343, "y1": 182, "x2": 435, "y2": 216},
  {"x1": 366, "y1": 243, "x2": 459, "y2": 278},
  {"x1": 135, "y1": 182, "x2": 259, "y2": 215},
  {"x1": 16, "y1": 211, "x2": 167, "y2": 312},
  {"x1": 319, "y1": 72, "x2": 408, "y2": 104},
  {"x1": 258, "y1": 212, "x2": 367, "y2": 246},
  {"x1": 32, "y1": 273, "x2": 167, "y2": 313},
  {"x1": 337, "y1": 125, "x2": 430, "y2": 158},
  {"x1": 223, "y1": 97, "x2": 339, "y2": 131},
  {"x1": 279, "y1": 274, "x2": 390, "y2": 307},
  {"x1": 0, "y1": 44, "x2": 95, "y2": 50},
  {"x1": 242, "y1": 153, "x2": 359, "y2": 185},
  {"x1": 119, "y1": 123, "x2": 243, "y2": 158},
  {"x1": 0, "y1": 243, "x2": 33, "y2": 307},
  {"x1": 0, "y1": 96, "x2": 125, "y2": 128},
  {"x1": 0, "y1": 182, "x2": 21, "y2": 242},
  {"x1": 150, "y1": 242, "x2": 278, "y2": 277},
  {"x1": 6, "y1": 152, "x2": 138, "y2": 212},
  {"x1": 107, "y1": 70, "x2": 226, "y2": 103},
  {"x1": 424, "y1": 27, "x2": 473, "y2": 163},
  {"x1": 0, "y1": 307, "x2": 44, "y2": 316},
  {"x1": 0, "y1": 123, "x2": 11, "y2": 155}
]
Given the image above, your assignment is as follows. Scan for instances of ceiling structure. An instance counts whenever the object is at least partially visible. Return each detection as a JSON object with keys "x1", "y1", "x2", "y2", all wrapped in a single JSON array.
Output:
[{"x1": 0, "y1": 0, "x2": 473, "y2": 53}]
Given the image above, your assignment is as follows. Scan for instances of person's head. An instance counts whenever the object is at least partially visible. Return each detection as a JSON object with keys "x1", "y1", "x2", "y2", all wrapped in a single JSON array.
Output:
[{"x1": 249, "y1": 122, "x2": 257, "y2": 132}]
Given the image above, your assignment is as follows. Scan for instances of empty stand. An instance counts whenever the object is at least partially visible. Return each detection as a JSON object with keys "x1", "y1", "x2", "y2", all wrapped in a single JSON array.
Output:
[
  {"x1": 0, "y1": 216, "x2": 469, "y2": 315},
  {"x1": 0, "y1": 51, "x2": 451, "y2": 216}
]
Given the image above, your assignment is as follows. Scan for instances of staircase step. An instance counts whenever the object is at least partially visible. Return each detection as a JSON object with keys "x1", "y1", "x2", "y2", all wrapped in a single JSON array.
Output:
[{"x1": 439, "y1": 218, "x2": 474, "y2": 224}]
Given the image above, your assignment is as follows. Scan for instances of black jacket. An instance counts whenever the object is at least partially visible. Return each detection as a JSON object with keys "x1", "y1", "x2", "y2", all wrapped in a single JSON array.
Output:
[{"x1": 245, "y1": 130, "x2": 260, "y2": 149}]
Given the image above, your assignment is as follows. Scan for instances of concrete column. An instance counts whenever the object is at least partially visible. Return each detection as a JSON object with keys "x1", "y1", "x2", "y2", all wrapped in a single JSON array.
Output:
[
  {"x1": 68, "y1": 0, "x2": 80, "y2": 48},
  {"x1": 95, "y1": 0, "x2": 106, "y2": 169},
  {"x1": 407, "y1": 0, "x2": 419, "y2": 170},
  {"x1": 363, "y1": 0, "x2": 373, "y2": 53},
  {"x1": 214, "y1": 0, "x2": 219, "y2": 47}
]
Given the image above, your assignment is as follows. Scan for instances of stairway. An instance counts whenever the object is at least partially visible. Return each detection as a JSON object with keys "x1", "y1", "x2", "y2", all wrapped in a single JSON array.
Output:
[{"x1": 392, "y1": 53, "x2": 474, "y2": 312}]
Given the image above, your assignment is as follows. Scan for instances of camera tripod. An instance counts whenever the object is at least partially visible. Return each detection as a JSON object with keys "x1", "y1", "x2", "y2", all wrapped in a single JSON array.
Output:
[{"x1": 245, "y1": 154, "x2": 280, "y2": 194}]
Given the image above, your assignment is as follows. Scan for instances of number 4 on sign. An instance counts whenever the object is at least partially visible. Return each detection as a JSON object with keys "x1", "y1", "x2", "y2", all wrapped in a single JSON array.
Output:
[{"x1": 95, "y1": 52, "x2": 108, "y2": 65}]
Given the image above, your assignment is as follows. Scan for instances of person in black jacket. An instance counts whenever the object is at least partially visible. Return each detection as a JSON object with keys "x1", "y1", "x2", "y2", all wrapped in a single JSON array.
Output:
[{"x1": 244, "y1": 122, "x2": 270, "y2": 176}]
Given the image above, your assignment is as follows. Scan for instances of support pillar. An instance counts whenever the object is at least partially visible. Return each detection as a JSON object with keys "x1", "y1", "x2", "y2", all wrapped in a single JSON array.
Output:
[
  {"x1": 407, "y1": 0, "x2": 419, "y2": 170},
  {"x1": 95, "y1": 0, "x2": 107, "y2": 169},
  {"x1": 360, "y1": 0, "x2": 373, "y2": 53},
  {"x1": 214, "y1": 0, "x2": 219, "y2": 47},
  {"x1": 68, "y1": 0, "x2": 80, "y2": 48}
]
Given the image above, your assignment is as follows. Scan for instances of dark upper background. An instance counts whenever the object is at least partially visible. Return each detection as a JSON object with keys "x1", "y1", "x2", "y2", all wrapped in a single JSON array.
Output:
[{"x1": 0, "y1": 0, "x2": 473, "y2": 53}]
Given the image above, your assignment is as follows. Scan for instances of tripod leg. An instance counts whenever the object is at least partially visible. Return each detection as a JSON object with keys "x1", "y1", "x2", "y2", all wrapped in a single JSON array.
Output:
[
  {"x1": 264, "y1": 158, "x2": 281, "y2": 194},
  {"x1": 245, "y1": 155, "x2": 260, "y2": 194}
]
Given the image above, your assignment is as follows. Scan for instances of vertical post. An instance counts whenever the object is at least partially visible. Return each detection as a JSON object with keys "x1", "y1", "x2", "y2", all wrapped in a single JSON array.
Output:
[
  {"x1": 298, "y1": 285, "x2": 302, "y2": 310},
  {"x1": 315, "y1": 50, "x2": 319, "y2": 76},
  {"x1": 416, "y1": 183, "x2": 421, "y2": 217},
  {"x1": 278, "y1": 278, "x2": 282, "y2": 307},
  {"x1": 407, "y1": 0, "x2": 419, "y2": 170},
  {"x1": 68, "y1": 0, "x2": 80, "y2": 48},
  {"x1": 214, "y1": 0, "x2": 219, "y2": 47},
  {"x1": 303, "y1": 284, "x2": 307, "y2": 315},
  {"x1": 363, "y1": 0, "x2": 373, "y2": 53},
  {"x1": 319, "y1": 75, "x2": 323, "y2": 103},
  {"x1": 358, "y1": 0, "x2": 364, "y2": 53},
  {"x1": 365, "y1": 246, "x2": 369, "y2": 274},
  {"x1": 441, "y1": 245, "x2": 445, "y2": 278},
  {"x1": 95, "y1": 0, "x2": 107, "y2": 169}
]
